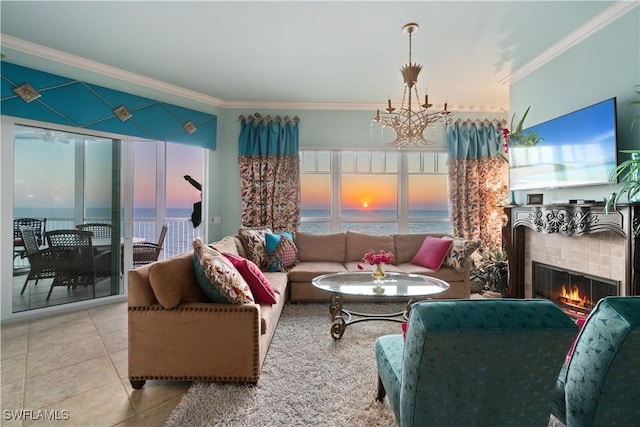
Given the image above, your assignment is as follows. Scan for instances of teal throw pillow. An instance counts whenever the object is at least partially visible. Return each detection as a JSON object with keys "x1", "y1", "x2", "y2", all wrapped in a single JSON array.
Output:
[{"x1": 265, "y1": 231, "x2": 298, "y2": 272}]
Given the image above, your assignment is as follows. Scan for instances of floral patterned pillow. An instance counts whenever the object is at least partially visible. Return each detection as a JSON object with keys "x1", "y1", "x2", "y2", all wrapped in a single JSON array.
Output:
[
  {"x1": 192, "y1": 238, "x2": 254, "y2": 304},
  {"x1": 442, "y1": 237, "x2": 482, "y2": 272},
  {"x1": 238, "y1": 226, "x2": 273, "y2": 269}
]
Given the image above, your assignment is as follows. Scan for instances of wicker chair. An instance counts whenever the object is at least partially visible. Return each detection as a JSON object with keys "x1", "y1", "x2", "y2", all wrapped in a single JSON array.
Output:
[
  {"x1": 45, "y1": 229, "x2": 111, "y2": 301},
  {"x1": 13, "y1": 218, "x2": 46, "y2": 260},
  {"x1": 76, "y1": 223, "x2": 112, "y2": 238},
  {"x1": 19, "y1": 226, "x2": 56, "y2": 295},
  {"x1": 132, "y1": 224, "x2": 168, "y2": 268}
]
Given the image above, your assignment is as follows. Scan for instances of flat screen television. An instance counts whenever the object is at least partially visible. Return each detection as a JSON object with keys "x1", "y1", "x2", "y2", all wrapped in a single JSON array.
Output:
[{"x1": 508, "y1": 97, "x2": 618, "y2": 191}]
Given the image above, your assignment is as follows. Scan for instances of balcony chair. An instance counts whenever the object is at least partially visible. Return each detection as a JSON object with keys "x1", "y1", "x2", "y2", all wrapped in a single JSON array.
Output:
[
  {"x1": 13, "y1": 217, "x2": 46, "y2": 261},
  {"x1": 375, "y1": 299, "x2": 578, "y2": 427},
  {"x1": 19, "y1": 226, "x2": 56, "y2": 295},
  {"x1": 132, "y1": 224, "x2": 168, "y2": 268},
  {"x1": 76, "y1": 222, "x2": 112, "y2": 238},
  {"x1": 45, "y1": 229, "x2": 111, "y2": 301},
  {"x1": 551, "y1": 296, "x2": 640, "y2": 427}
]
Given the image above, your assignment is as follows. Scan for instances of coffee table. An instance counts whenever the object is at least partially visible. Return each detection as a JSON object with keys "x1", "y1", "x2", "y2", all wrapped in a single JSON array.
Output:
[{"x1": 312, "y1": 271, "x2": 450, "y2": 339}]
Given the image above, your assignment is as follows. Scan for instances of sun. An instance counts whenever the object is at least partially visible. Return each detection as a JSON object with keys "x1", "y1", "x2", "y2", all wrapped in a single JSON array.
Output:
[{"x1": 362, "y1": 201, "x2": 369, "y2": 208}]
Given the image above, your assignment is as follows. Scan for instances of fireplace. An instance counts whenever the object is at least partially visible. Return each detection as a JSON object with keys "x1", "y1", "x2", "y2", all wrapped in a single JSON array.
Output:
[{"x1": 533, "y1": 261, "x2": 619, "y2": 319}]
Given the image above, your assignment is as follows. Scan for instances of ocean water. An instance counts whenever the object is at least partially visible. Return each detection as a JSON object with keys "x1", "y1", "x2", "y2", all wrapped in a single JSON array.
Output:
[
  {"x1": 300, "y1": 209, "x2": 451, "y2": 235},
  {"x1": 14, "y1": 207, "x2": 451, "y2": 255}
]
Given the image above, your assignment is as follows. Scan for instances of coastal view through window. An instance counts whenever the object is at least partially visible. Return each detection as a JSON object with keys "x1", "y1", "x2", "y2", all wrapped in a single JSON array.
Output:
[{"x1": 299, "y1": 150, "x2": 451, "y2": 234}]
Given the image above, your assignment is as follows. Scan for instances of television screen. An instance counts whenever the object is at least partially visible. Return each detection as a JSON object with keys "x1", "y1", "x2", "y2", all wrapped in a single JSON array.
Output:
[{"x1": 508, "y1": 98, "x2": 618, "y2": 191}]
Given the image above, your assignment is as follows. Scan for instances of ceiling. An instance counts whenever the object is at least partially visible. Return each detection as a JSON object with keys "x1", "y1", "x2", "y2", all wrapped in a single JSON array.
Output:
[{"x1": 0, "y1": 1, "x2": 623, "y2": 112}]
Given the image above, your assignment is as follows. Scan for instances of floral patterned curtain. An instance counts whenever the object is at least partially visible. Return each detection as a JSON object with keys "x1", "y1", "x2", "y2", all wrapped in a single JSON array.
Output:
[
  {"x1": 238, "y1": 114, "x2": 300, "y2": 232},
  {"x1": 446, "y1": 119, "x2": 507, "y2": 251}
]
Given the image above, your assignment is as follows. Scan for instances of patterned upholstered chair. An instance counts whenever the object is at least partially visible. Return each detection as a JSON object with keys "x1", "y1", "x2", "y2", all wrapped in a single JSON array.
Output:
[
  {"x1": 551, "y1": 296, "x2": 640, "y2": 427},
  {"x1": 375, "y1": 299, "x2": 577, "y2": 427}
]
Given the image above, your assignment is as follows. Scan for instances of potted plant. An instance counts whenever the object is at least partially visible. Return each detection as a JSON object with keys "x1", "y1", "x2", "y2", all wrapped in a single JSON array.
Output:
[
  {"x1": 606, "y1": 85, "x2": 640, "y2": 235},
  {"x1": 471, "y1": 249, "x2": 509, "y2": 296}
]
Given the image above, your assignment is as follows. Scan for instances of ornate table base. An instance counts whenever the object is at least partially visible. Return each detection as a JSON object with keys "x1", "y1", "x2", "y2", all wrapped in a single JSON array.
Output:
[{"x1": 328, "y1": 293, "x2": 413, "y2": 340}]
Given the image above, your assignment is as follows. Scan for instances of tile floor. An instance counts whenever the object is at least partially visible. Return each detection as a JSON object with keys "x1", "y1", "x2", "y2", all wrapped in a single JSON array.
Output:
[{"x1": 1, "y1": 301, "x2": 190, "y2": 427}]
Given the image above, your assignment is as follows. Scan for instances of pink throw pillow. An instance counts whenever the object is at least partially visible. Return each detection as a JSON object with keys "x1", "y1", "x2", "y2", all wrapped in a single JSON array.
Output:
[
  {"x1": 411, "y1": 236, "x2": 453, "y2": 270},
  {"x1": 223, "y1": 252, "x2": 277, "y2": 304}
]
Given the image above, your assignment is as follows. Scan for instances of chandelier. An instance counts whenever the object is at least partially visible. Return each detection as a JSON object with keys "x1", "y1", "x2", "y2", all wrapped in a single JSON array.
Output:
[{"x1": 372, "y1": 23, "x2": 452, "y2": 148}]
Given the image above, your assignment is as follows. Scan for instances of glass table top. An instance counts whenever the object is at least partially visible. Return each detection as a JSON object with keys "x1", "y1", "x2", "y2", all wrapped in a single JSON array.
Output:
[{"x1": 312, "y1": 271, "x2": 450, "y2": 297}]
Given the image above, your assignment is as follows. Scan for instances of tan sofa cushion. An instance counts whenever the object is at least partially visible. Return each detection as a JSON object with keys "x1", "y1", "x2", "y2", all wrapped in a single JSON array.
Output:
[
  {"x1": 288, "y1": 261, "x2": 348, "y2": 282},
  {"x1": 295, "y1": 232, "x2": 346, "y2": 263},
  {"x1": 393, "y1": 233, "x2": 448, "y2": 264},
  {"x1": 345, "y1": 231, "x2": 395, "y2": 263},
  {"x1": 396, "y1": 262, "x2": 465, "y2": 282},
  {"x1": 148, "y1": 251, "x2": 207, "y2": 309},
  {"x1": 394, "y1": 233, "x2": 428, "y2": 264},
  {"x1": 209, "y1": 236, "x2": 241, "y2": 255},
  {"x1": 127, "y1": 265, "x2": 157, "y2": 307}
]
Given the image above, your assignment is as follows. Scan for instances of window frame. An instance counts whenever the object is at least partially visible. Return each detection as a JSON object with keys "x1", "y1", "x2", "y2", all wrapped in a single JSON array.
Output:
[{"x1": 300, "y1": 149, "x2": 450, "y2": 234}]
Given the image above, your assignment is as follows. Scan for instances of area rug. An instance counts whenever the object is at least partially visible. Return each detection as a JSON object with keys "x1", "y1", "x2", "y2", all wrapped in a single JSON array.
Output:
[{"x1": 165, "y1": 302, "x2": 566, "y2": 427}]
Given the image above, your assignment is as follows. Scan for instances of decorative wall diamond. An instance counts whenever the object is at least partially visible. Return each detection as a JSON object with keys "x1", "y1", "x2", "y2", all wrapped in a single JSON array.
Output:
[
  {"x1": 113, "y1": 105, "x2": 132, "y2": 121},
  {"x1": 12, "y1": 83, "x2": 41, "y2": 103},
  {"x1": 182, "y1": 120, "x2": 197, "y2": 134}
]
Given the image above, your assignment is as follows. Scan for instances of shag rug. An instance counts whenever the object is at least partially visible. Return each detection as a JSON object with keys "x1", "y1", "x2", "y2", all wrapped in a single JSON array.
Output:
[{"x1": 165, "y1": 302, "x2": 566, "y2": 427}]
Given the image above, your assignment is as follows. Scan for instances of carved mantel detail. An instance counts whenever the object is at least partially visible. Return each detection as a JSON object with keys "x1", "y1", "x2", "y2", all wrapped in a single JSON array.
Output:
[
  {"x1": 530, "y1": 207, "x2": 597, "y2": 236},
  {"x1": 513, "y1": 204, "x2": 626, "y2": 238},
  {"x1": 504, "y1": 203, "x2": 639, "y2": 299}
]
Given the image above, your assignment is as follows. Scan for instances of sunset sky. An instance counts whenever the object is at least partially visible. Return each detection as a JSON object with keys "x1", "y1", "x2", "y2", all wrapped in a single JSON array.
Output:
[
  {"x1": 301, "y1": 173, "x2": 449, "y2": 212},
  {"x1": 14, "y1": 135, "x2": 202, "y2": 212}
]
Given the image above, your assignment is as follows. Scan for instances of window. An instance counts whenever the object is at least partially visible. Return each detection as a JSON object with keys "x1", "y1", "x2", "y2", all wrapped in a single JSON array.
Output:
[{"x1": 300, "y1": 150, "x2": 450, "y2": 234}]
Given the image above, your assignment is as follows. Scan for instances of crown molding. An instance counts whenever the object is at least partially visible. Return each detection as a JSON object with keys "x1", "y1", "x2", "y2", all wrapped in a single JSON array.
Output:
[
  {"x1": 500, "y1": 1, "x2": 639, "y2": 87},
  {"x1": 1, "y1": 34, "x2": 227, "y2": 108},
  {"x1": 1, "y1": 34, "x2": 508, "y2": 113}
]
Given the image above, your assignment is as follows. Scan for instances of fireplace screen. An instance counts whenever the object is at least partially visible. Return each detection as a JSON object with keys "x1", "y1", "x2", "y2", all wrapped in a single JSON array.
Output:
[{"x1": 533, "y1": 262, "x2": 619, "y2": 319}]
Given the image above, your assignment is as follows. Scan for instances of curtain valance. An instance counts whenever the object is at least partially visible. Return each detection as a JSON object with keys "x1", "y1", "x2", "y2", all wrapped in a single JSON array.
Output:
[
  {"x1": 1, "y1": 62, "x2": 217, "y2": 149},
  {"x1": 447, "y1": 119, "x2": 505, "y2": 160},
  {"x1": 238, "y1": 114, "x2": 300, "y2": 157}
]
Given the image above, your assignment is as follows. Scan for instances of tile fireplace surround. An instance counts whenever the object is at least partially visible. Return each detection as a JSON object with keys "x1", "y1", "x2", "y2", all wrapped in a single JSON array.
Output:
[{"x1": 503, "y1": 203, "x2": 639, "y2": 299}]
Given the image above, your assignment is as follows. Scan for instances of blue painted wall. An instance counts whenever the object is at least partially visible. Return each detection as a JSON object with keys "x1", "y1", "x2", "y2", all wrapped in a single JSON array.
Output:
[{"x1": 509, "y1": 9, "x2": 640, "y2": 204}]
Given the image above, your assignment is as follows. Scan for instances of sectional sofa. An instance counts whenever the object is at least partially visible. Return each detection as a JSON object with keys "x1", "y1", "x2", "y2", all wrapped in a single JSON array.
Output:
[{"x1": 127, "y1": 230, "x2": 478, "y2": 388}]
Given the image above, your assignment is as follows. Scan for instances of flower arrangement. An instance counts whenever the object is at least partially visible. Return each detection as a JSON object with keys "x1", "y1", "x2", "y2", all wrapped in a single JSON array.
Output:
[{"x1": 357, "y1": 249, "x2": 393, "y2": 269}]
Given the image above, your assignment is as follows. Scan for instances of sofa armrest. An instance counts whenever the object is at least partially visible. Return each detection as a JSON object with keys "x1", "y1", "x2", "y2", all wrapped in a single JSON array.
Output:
[{"x1": 128, "y1": 302, "x2": 262, "y2": 383}]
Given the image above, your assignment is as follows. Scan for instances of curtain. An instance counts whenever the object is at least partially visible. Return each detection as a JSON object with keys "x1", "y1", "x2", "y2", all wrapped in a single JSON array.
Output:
[
  {"x1": 447, "y1": 119, "x2": 507, "y2": 251},
  {"x1": 238, "y1": 114, "x2": 300, "y2": 232}
]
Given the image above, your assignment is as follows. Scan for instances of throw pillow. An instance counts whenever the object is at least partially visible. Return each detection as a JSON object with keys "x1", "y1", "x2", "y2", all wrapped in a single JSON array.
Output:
[
  {"x1": 223, "y1": 252, "x2": 277, "y2": 304},
  {"x1": 238, "y1": 226, "x2": 272, "y2": 269},
  {"x1": 443, "y1": 237, "x2": 482, "y2": 272},
  {"x1": 148, "y1": 251, "x2": 207, "y2": 309},
  {"x1": 265, "y1": 232, "x2": 299, "y2": 272},
  {"x1": 411, "y1": 236, "x2": 453, "y2": 270},
  {"x1": 192, "y1": 238, "x2": 254, "y2": 304}
]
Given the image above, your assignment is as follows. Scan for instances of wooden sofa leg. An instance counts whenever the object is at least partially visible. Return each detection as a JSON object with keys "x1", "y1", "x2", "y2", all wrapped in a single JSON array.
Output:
[
  {"x1": 130, "y1": 380, "x2": 146, "y2": 390},
  {"x1": 376, "y1": 375, "x2": 386, "y2": 401}
]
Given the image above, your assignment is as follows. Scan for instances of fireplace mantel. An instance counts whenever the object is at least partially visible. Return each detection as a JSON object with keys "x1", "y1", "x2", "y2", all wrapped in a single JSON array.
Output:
[
  {"x1": 503, "y1": 203, "x2": 639, "y2": 298},
  {"x1": 513, "y1": 204, "x2": 627, "y2": 238}
]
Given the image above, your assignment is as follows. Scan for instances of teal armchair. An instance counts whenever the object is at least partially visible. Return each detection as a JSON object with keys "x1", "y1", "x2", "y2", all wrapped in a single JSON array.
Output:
[
  {"x1": 551, "y1": 296, "x2": 640, "y2": 427},
  {"x1": 375, "y1": 299, "x2": 577, "y2": 427}
]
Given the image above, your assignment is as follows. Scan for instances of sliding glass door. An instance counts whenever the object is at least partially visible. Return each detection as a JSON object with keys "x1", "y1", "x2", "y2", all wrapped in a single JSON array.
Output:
[{"x1": 12, "y1": 124, "x2": 121, "y2": 312}]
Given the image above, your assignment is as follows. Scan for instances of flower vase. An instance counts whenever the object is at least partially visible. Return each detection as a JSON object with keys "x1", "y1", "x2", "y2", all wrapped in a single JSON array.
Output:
[{"x1": 372, "y1": 263, "x2": 386, "y2": 280}]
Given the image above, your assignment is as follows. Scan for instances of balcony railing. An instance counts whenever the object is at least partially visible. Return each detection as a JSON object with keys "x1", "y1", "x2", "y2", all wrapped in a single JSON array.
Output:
[{"x1": 14, "y1": 217, "x2": 200, "y2": 270}]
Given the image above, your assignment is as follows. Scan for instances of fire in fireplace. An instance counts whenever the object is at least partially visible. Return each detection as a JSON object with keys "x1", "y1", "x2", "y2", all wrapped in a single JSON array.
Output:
[{"x1": 533, "y1": 262, "x2": 619, "y2": 319}]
